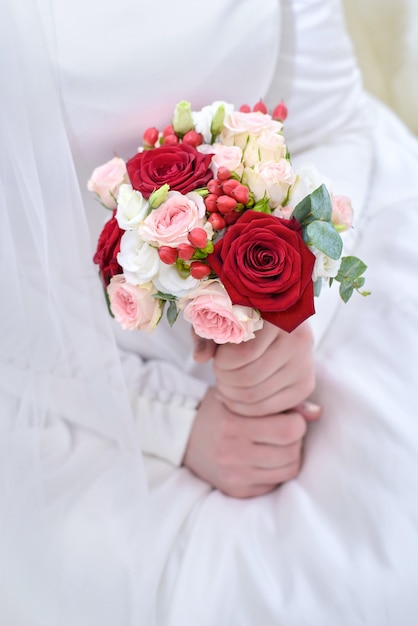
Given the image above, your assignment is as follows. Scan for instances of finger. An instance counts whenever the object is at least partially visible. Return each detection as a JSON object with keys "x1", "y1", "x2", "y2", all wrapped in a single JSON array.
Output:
[
  {"x1": 240, "y1": 411, "x2": 307, "y2": 446},
  {"x1": 250, "y1": 440, "x2": 302, "y2": 468},
  {"x1": 214, "y1": 321, "x2": 281, "y2": 371},
  {"x1": 216, "y1": 363, "x2": 315, "y2": 414}
]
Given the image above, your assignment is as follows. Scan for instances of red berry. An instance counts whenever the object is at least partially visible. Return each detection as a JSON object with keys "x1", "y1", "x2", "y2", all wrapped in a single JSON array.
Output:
[
  {"x1": 204, "y1": 193, "x2": 219, "y2": 213},
  {"x1": 187, "y1": 227, "x2": 208, "y2": 249},
  {"x1": 158, "y1": 246, "x2": 178, "y2": 264},
  {"x1": 253, "y1": 100, "x2": 268, "y2": 114},
  {"x1": 207, "y1": 179, "x2": 223, "y2": 195},
  {"x1": 143, "y1": 126, "x2": 159, "y2": 147},
  {"x1": 163, "y1": 124, "x2": 175, "y2": 137},
  {"x1": 216, "y1": 167, "x2": 231, "y2": 181},
  {"x1": 190, "y1": 261, "x2": 211, "y2": 279},
  {"x1": 177, "y1": 243, "x2": 195, "y2": 260},
  {"x1": 163, "y1": 134, "x2": 179, "y2": 145},
  {"x1": 231, "y1": 184, "x2": 250, "y2": 205},
  {"x1": 272, "y1": 101, "x2": 288, "y2": 121},
  {"x1": 217, "y1": 195, "x2": 237, "y2": 215},
  {"x1": 208, "y1": 213, "x2": 226, "y2": 230},
  {"x1": 239, "y1": 104, "x2": 251, "y2": 113},
  {"x1": 182, "y1": 130, "x2": 203, "y2": 147},
  {"x1": 221, "y1": 178, "x2": 240, "y2": 196}
]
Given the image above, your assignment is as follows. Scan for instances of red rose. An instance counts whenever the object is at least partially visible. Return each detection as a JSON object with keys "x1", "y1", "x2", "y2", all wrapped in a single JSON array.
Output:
[
  {"x1": 207, "y1": 211, "x2": 316, "y2": 332},
  {"x1": 126, "y1": 143, "x2": 213, "y2": 198},
  {"x1": 93, "y1": 212, "x2": 124, "y2": 287}
]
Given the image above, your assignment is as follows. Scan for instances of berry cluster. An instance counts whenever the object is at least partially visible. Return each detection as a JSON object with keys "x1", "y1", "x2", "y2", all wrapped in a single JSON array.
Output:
[
  {"x1": 157, "y1": 227, "x2": 212, "y2": 279},
  {"x1": 143, "y1": 124, "x2": 204, "y2": 149},
  {"x1": 239, "y1": 99, "x2": 288, "y2": 121},
  {"x1": 204, "y1": 167, "x2": 253, "y2": 231}
]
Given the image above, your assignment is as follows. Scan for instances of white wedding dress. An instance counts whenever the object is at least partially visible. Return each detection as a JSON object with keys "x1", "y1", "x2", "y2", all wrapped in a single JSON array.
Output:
[{"x1": 1, "y1": 1, "x2": 418, "y2": 625}]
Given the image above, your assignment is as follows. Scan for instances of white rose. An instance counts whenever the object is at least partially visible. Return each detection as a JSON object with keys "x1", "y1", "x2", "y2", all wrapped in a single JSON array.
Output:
[
  {"x1": 192, "y1": 101, "x2": 234, "y2": 144},
  {"x1": 117, "y1": 230, "x2": 160, "y2": 285},
  {"x1": 287, "y1": 164, "x2": 332, "y2": 209},
  {"x1": 243, "y1": 158, "x2": 295, "y2": 208},
  {"x1": 310, "y1": 246, "x2": 342, "y2": 282},
  {"x1": 153, "y1": 262, "x2": 200, "y2": 298},
  {"x1": 116, "y1": 184, "x2": 149, "y2": 230}
]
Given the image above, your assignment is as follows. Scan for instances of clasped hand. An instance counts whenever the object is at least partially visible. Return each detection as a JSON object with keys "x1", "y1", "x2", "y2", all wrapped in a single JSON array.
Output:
[{"x1": 183, "y1": 322, "x2": 320, "y2": 498}]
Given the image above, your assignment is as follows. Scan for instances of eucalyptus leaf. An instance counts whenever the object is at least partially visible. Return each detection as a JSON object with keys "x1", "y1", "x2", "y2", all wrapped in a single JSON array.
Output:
[
  {"x1": 352, "y1": 277, "x2": 365, "y2": 289},
  {"x1": 310, "y1": 184, "x2": 332, "y2": 221},
  {"x1": 306, "y1": 220, "x2": 343, "y2": 260},
  {"x1": 314, "y1": 277, "x2": 323, "y2": 297},
  {"x1": 291, "y1": 194, "x2": 311, "y2": 224},
  {"x1": 167, "y1": 300, "x2": 179, "y2": 326},
  {"x1": 339, "y1": 281, "x2": 354, "y2": 303},
  {"x1": 336, "y1": 256, "x2": 367, "y2": 281}
]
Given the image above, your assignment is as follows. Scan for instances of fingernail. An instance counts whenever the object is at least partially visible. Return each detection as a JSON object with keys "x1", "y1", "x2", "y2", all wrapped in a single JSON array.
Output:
[{"x1": 302, "y1": 401, "x2": 321, "y2": 416}]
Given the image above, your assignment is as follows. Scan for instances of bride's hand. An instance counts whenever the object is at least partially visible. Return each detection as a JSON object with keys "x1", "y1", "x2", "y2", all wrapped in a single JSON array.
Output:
[
  {"x1": 212, "y1": 321, "x2": 316, "y2": 417},
  {"x1": 182, "y1": 387, "x2": 320, "y2": 499}
]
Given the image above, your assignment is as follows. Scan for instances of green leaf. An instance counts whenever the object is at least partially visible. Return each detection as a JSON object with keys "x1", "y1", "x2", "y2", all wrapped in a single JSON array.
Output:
[
  {"x1": 153, "y1": 291, "x2": 177, "y2": 302},
  {"x1": 291, "y1": 194, "x2": 311, "y2": 224},
  {"x1": 339, "y1": 281, "x2": 354, "y2": 303},
  {"x1": 352, "y1": 277, "x2": 365, "y2": 289},
  {"x1": 305, "y1": 220, "x2": 343, "y2": 260},
  {"x1": 310, "y1": 184, "x2": 332, "y2": 222},
  {"x1": 314, "y1": 277, "x2": 323, "y2": 297},
  {"x1": 167, "y1": 300, "x2": 179, "y2": 326},
  {"x1": 336, "y1": 256, "x2": 367, "y2": 281},
  {"x1": 290, "y1": 184, "x2": 332, "y2": 225}
]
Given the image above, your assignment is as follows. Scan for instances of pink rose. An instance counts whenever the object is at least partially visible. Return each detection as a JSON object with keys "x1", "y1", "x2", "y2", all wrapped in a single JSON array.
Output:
[
  {"x1": 107, "y1": 275, "x2": 161, "y2": 332},
  {"x1": 331, "y1": 194, "x2": 354, "y2": 231},
  {"x1": 199, "y1": 143, "x2": 244, "y2": 177},
  {"x1": 87, "y1": 157, "x2": 129, "y2": 209},
  {"x1": 179, "y1": 280, "x2": 263, "y2": 344},
  {"x1": 140, "y1": 190, "x2": 205, "y2": 247}
]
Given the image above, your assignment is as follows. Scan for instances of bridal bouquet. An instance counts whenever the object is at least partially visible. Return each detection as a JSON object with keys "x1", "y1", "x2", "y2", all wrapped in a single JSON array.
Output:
[{"x1": 89, "y1": 100, "x2": 369, "y2": 344}]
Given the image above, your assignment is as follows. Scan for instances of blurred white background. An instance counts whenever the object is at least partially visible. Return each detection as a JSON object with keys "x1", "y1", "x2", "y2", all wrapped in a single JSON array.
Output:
[{"x1": 343, "y1": 0, "x2": 418, "y2": 134}]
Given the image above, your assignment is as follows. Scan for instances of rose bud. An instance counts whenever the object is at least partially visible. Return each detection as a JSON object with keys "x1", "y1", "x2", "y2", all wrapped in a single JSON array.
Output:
[
  {"x1": 177, "y1": 243, "x2": 196, "y2": 260},
  {"x1": 272, "y1": 101, "x2": 288, "y2": 121},
  {"x1": 204, "y1": 193, "x2": 219, "y2": 213},
  {"x1": 188, "y1": 227, "x2": 208, "y2": 249},
  {"x1": 172, "y1": 100, "x2": 194, "y2": 136},
  {"x1": 239, "y1": 104, "x2": 251, "y2": 113},
  {"x1": 216, "y1": 166, "x2": 231, "y2": 181},
  {"x1": 143, "y1": 126, "x2": 159, "y2": 147},
  {"x1": 210, "y1": 103, "x2": 225, "y2": 138},
  {"x1": 207, "y1": 179, "x2": 223, "y2": 195},
  {"x1": 231, "y1": 184, "x2": 250, "y2": 205},
  {"x1": 182, "y1": 130, "x2": 204, "y2": 147},
  {"x1": 208, "y1": 213, "x2": 226, "y2": 230},
  {"x1": 190, "y1": 261, "x2": 211, "y2": 279},
  {"x1": 163, "y1": 134, "x2": 179, "y2": 145},
  {"x1": 252, "y1": 99, "x2": 268, "y2": 114},
  {"x1": 221, "y1": 178, "x2": 240, "y2": 196},
  {"x1": 158, "y1": 246, "x2": 178, "y2": 265},
  {"x1": 163, "y1": 124, "x2": 175, "y2": 137},
  {"x1": 217, "y1": 195, "x2": 237, "y2": 214}
]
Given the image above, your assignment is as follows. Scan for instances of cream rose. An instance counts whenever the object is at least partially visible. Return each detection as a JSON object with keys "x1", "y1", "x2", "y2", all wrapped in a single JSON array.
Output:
[
  {"x1": 107, "y1": 275, "x2": 162, "y2": 332},
  {"x1": 199, "y1": 143, "x2": 244, "y2": 177},
  {"x1": 179, "y1": 280, "x2": 263, "y2": 344},
  {"x1": 242, "y1": 130, "x2": 286, "y2": 168},
  {"x1": 220, "y1": 111, "x2": 282, "y2": 150},
  {"x1": 87, "y1": 156, "x2": 129, "y2": 209},
  {"x1": 243, "y1": 158, "x2": 295, "y2": 208},
  {"x1": 139, "y1": 191, "x2": 205, "y2": 247},
  {"x1": 116, "y1": 184, "x2": 149, "y2": 230}
]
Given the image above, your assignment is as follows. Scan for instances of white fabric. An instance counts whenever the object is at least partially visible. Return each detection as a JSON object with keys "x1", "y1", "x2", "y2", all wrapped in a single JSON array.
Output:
[{"x1": 1, "y1": 0, "x2": 418, "y2": 625}]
